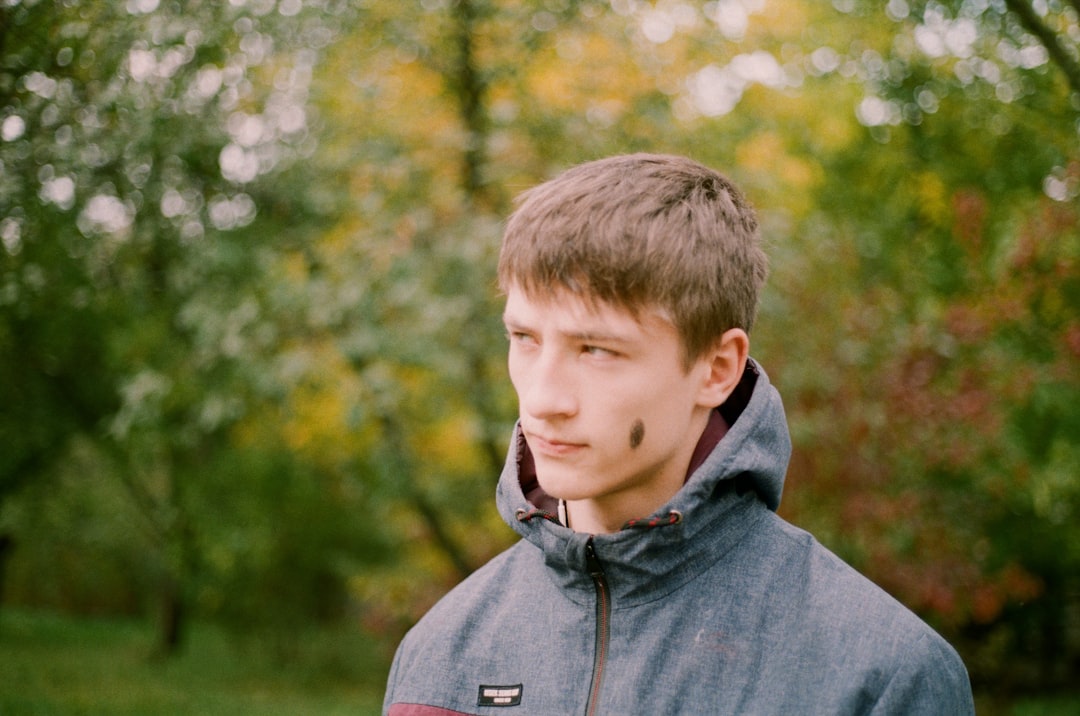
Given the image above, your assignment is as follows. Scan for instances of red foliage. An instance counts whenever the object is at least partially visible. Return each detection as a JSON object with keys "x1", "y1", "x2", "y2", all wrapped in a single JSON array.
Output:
[{"x1": 951, "y1": 189, "x2": 988, "y2": 256}]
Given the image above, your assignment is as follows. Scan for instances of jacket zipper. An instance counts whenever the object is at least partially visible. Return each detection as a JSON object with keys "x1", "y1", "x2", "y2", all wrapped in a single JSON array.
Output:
[{"x1": 584, "y1": 538, "x2": 610, "y2": 716}]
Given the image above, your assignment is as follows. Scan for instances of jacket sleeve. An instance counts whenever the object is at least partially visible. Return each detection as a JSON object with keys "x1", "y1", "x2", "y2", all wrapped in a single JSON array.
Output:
[
  {"x1": 870, "y1": 631, "x2": 975, "y2": 715},
  {"x1": 382, "y1": 640, "x2": 405, "y2": 716}
]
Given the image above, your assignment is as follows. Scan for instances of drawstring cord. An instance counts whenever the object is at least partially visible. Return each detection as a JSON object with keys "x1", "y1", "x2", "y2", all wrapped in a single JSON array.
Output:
[
  {"x1": 622, "y1": 510, "x2": 683, "y2": 530},
  {"x1": 515, "y1": 507, "x2": 561, "y2": 524},
  {"x1": 515, "y1": 507, "x2": 684, "y2": 531}
]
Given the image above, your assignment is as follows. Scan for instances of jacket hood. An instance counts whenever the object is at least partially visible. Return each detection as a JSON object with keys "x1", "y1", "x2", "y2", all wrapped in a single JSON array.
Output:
[{"x1": 494, "y1": 358, "x2": 792, "y2": 605}]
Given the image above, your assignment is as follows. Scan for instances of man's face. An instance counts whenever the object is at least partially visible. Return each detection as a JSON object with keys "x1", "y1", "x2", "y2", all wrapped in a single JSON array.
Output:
[{"x1": 503, "y1": 285, "x2": 714, "y2": 528}]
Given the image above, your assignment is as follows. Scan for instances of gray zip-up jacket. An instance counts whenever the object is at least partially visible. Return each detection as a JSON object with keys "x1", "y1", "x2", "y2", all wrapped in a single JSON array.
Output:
[{"x1": 384, "y1": 361, "x2": 975, "y2": 715}]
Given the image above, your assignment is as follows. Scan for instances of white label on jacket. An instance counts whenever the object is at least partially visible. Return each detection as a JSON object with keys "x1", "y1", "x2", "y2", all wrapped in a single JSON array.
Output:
[{"x1": 478, "y1": 684, "x2": 523, "y2": 707}]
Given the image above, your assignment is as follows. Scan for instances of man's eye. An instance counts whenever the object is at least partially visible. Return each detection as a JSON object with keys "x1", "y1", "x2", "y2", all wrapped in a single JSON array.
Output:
[
  {"x1": 507, "y1": 331, "x2": 536, "y2": 345},
  {"x1": 583, "y1": 345, "x2": 616, "y2": 358}
]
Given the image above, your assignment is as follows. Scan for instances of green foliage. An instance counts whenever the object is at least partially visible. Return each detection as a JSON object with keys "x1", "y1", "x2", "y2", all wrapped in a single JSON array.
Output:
[
  {"x1": 194, "y1": 446, "x2": 395, "y2": 641},
  {"x1": 0, "y1": 0, "x2": 365, "y2": 653},
  {"x1": 1, "y1": 437, "x2": 155, "y2": 614},
  {"x1": 759, "y1": 0, "x2": 1080, "y2": 693}
]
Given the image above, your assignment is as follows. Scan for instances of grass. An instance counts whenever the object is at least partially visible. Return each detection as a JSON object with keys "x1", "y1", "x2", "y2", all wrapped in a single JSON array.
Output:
[{"x1": 0, "y1": 608, "x2": 387, "y2": 715}]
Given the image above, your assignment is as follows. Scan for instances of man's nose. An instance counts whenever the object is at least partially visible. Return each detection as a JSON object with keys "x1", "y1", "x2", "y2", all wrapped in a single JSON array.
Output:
[{"x1": 521, "y1": 350, "x2": 578, "y2": 420}]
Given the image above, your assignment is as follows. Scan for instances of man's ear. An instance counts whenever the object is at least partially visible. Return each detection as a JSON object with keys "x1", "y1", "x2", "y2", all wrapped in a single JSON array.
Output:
[{"x1": 696, "y1": 328, "x2": 749, "y2": 409}]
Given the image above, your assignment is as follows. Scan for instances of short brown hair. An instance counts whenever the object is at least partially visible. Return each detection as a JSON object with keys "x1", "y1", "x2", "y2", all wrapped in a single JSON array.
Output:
[{"x1": 497, "y1": 153, "x2": 768, "y2": 365}]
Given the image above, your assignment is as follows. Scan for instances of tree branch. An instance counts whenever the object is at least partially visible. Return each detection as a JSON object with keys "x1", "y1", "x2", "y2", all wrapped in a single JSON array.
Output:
[
  {"x1": 1005, "y1": 0, "x2": 1080, "y2": 96},
  {"x1": 450, "y1": 0, "x2": 491, "y2": 208},
  {"x1": 376, "y1": 405, "x2": 476, "y2": 580}
]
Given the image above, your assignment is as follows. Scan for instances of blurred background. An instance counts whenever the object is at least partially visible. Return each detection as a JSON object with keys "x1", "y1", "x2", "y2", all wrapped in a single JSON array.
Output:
[{"x1": 0, "y1": 0, "x2": 1077, "y2": 713}]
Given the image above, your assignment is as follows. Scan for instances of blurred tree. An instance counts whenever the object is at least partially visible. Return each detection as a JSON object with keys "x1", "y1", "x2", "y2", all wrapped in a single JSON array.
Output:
[
  {"x1": 759, "y1": 0, "x2": 1080, "y2": 695},
  {"x1": 0, "y1": 0, "x2": 359, "y2": 654},
  {"x1": 0, "y1": 0, "x2": 122, "y2": 566}
]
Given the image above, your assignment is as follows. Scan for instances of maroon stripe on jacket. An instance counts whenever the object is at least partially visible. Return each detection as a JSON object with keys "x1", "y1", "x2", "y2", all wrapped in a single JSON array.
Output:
[{"x1": 388, "y1": 703, "x2": 473, "y2": 716}]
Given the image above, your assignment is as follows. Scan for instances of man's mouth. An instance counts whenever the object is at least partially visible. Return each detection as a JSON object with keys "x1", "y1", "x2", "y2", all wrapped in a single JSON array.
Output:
[{"x1": 527, "y1": 432, "x2": 587, "y2": 457}]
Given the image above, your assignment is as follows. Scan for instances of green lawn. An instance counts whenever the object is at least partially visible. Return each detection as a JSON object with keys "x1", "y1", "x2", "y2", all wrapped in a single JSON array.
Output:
[{"x1": 0, "y1": 608, "x2": 386, "y2": 715}]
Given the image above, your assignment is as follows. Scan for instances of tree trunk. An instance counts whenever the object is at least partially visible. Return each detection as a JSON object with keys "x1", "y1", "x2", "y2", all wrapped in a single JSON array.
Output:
[
  {"x1": 0, "y1": 533, "x2": 13, "y2": 608},
  {"x1": 158, "y1": 574, "x2": 186, "y2": 656}
]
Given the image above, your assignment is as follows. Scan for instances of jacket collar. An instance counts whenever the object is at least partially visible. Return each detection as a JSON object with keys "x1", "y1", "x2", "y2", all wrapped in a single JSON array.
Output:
[{"x1": 495, "y1": 358, "x2": 792, "y2": 606}]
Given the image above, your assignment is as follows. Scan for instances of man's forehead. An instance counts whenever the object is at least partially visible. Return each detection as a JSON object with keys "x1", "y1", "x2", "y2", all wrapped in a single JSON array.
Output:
[{"x1": 502, "y1": 284, "x2": 673, "y2": 332}]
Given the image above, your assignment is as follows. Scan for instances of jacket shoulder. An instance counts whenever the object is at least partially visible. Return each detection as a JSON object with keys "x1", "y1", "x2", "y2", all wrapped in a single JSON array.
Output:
[{"x1": 753, "y1": 513, "x2": 974, "y2": 713}]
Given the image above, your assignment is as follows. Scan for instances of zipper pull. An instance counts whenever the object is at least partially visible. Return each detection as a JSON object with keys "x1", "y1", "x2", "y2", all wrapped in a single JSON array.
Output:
[{"x1": 585, "y1": 538, "x2": 605, "y2": 579}]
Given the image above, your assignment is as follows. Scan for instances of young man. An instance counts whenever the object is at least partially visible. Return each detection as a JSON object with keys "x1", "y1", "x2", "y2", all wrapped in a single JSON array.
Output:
[{"x1": 383, "y1": 154, "x2": 975, "y2": 715}]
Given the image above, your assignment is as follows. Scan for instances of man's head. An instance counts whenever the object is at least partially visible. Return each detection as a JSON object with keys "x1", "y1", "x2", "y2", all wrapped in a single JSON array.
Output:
[{"x1": 498, "y1": 153, "x2": 767, "y2": 368}]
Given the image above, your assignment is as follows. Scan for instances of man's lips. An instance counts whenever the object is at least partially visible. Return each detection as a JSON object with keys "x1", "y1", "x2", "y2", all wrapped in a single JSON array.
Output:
[{"x1": 525, "y1": 432, "x2": 587, "y2": 457}]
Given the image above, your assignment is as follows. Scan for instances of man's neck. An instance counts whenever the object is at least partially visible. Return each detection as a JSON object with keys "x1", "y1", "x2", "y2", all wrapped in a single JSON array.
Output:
[{"x1": 562, "y1": 460, "x2": 687, "y2": 533}]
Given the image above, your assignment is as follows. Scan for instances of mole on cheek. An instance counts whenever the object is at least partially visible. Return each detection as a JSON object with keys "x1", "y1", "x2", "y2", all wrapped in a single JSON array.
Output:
[{"x1": 630, "y1": 419, "x2": 645, "y2": 449}]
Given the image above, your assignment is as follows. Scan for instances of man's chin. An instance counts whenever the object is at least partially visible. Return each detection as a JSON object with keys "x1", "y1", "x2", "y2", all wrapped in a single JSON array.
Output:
[{"x1": 535, "y1": 469, "x2": 595, "y2": 503}]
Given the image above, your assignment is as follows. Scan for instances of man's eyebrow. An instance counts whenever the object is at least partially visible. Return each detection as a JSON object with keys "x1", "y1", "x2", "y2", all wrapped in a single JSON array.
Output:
[
  {"x1": 564, "y1": 330, "x2": 632, "y2": 344},
  {"x1": 503, "y1": 314, "x2": 632, "y2": 344}
]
